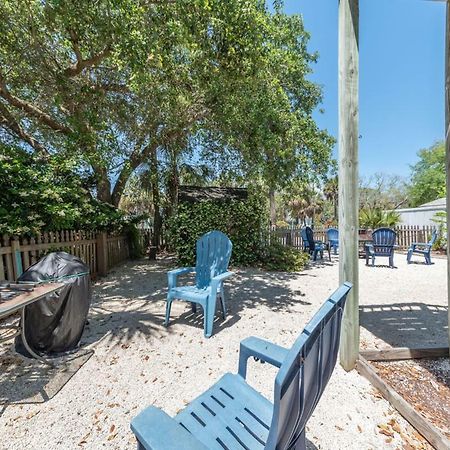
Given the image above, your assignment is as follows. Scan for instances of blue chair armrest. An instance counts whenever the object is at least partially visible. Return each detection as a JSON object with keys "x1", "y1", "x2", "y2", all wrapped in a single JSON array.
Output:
[
  {"x1": 167, "y1": 267, "x2": 195, "y2": 289},
  {"x1": 238, "y1": 336, "x2": 289, "y2": 379},
  {"x1": 210, "y1": 271, "x2": 234, "y2": 295},
  {"x1": 131, "y1": 406, "x2": 208, "y2": 450},
  {"x1": 365, "y1": 243, "x2": 374, "y2": 254}
]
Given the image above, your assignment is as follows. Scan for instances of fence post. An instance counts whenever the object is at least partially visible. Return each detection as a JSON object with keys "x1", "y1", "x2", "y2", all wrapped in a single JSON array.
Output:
[
  {"x1": 11, "y1": 237, "x2": 23, "y2": 279},
  {"x1": 97, "y1": 231, "x2": 108, "y2": 276}
]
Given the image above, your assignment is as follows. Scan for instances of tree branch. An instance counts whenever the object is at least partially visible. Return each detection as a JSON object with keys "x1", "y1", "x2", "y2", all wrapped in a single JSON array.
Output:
[
  {"x1": 0, "y1": 71, "x2": 72, "y2": 134},
  {"x1": 0, "y1": 102, "x2": 49, "y2": 156},
  {"x1": 64, "y1": 41, "x2": 112, "y2": 77}
]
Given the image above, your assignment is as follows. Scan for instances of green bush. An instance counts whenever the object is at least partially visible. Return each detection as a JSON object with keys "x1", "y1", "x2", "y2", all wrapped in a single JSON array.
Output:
[
  {"x1": 262, "y1": 241, "x2": 310, "y2": 271},
  {"x1": 167, "y1": 192, "x2": 269, "y2": 267},
  {"x1": 0, "y1": 145, "x2": 128, "y2": 234}
]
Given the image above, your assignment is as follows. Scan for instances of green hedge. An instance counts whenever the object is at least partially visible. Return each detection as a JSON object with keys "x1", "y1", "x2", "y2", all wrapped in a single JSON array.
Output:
[
  {"x1": 168, "y1": 193, "x2": 268, "y2": 266},
  {"x1": 168, "y1": 191, "x2": 310, "y2": 272}
]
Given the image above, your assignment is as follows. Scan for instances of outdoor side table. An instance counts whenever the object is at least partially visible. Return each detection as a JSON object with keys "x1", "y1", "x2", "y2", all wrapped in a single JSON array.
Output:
[{"x1": 0, "y1": 282, "x2": 64, "y2": 366}]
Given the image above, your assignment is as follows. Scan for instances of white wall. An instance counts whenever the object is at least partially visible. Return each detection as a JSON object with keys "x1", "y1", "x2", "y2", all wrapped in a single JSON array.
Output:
[{"x1": 396, "y1": 206, "x2": 445, "y2": 226}]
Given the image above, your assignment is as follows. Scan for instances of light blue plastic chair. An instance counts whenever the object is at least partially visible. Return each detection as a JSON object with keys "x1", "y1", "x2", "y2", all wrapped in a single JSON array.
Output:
[
  {"x1": 132, "y1": 282, "x2": 352, "y2": 450},
  {"x1": 407, "y1": 229, "x2": 438, "y2": 265},
  {"x1": 326, "y1": 228, "x2": 339, "y2": 255},
  {"x1": 164, "y1": 230, "x2": 233, "y2": 338}
]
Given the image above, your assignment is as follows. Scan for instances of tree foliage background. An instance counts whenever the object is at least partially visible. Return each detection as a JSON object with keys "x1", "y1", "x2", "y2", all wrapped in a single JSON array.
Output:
[{"x1": 0, "y1": 0, "x2": 334, "y2": 239}]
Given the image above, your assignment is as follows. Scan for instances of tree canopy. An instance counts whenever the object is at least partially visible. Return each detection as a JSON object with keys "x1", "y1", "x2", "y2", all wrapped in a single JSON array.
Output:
[
  {"x1": 0, "y1": 1, "x2": 334, "y2": 237},
  {"x1": 408, "y1": 142, "x2": 446, "y2": 207}
]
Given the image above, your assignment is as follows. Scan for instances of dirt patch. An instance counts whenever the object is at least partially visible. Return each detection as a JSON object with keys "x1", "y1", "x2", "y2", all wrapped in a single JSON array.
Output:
[{"x1": 372, "y1": 358, "x2": 450, "y2": 442}]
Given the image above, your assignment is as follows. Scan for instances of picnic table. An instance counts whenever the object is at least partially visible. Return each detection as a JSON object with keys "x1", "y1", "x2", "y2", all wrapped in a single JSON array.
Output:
[{"x1": 0, "y1": 282, "x2": 64, "y2": 366}]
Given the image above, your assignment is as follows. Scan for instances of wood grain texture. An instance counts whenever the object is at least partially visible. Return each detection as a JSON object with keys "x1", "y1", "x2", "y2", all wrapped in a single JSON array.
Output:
[
  {"x1": 338, "y1": 0, "x2": 360, "y2": 371},
  {"x1": 360, "y1": 347, "x2": 449, "y2": 361},
  {"x1": 357, "y1": 356, "x2": 450, "y2": 450},
  {"x1": 446, "y1": 1, "x2": 450, "y2": 355},
  {"x1": 0, "y1": 283, "x2": 64, "y2": 318}
]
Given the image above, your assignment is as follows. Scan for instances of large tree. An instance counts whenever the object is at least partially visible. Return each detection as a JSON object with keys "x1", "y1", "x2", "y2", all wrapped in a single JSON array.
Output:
[
  {"x1": 408, "y1": 142, "x2": 446, "y2": 207},
  {"x1": 0, "y1": 1, "x2": 333, "y2": 219}
]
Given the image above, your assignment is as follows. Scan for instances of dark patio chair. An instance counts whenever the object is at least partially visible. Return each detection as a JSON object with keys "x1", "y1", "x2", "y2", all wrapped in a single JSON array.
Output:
[
  {"x1": 326, "y1": 228, "x2": 339, "y2": 254},
  {"x1": 303, "y1": 226, "x2": 331, "y2": 261},
  {"x1": 365, "y1": 227, "x2": 397, "y2": 268},
  {"x1": 407, "y1": 229, "x2": 437, "y2": 265}
]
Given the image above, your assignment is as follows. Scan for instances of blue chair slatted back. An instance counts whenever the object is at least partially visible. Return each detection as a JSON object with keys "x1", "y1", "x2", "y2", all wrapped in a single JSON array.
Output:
[
  {"x1": 372, "y1": 227, "x2": 396, "y2": 255},
  {"x1": 304, "y1": 227, "x2": 316, "y2": 252},
  {"x1": 300, "y1": 228, "x2": 309, "y2": 252},
  {"x1": 266, "y1": 283, "x2": 352, "y2": 450},
  {"x1": 326, "y1": 228, "x2": 338, "y2": 242},
  {"x1": 195, "y1": 231, "x2": 232, "y2": 289}
]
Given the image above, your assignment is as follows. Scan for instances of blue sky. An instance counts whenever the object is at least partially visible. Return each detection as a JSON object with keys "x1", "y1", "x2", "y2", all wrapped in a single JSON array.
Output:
[{"x1": 281, "y1": 0, "x2": 446, "y2": 178}]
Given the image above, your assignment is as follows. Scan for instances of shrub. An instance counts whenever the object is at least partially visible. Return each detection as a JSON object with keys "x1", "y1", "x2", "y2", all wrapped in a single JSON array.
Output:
[
  {"x1": 359, "y1": 208, "x2": 400, "y2": 229},
  {"x1": 262, "y1": 242, "x2": 310, "y2": 271},
  {"x1": 0, "y1": 145, "x2": 128, "y2": 234},
  {"x1": 167, "y1": 191, "x2": 269, "y2": 267}
]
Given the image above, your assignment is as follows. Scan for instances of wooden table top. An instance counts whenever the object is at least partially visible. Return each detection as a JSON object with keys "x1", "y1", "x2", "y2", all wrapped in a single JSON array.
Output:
[{"x1": 0, "y1": 283, "x2": 64, "y2": 318}]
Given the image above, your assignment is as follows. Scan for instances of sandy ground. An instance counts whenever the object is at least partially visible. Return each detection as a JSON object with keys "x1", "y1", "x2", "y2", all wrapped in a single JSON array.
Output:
[{"x1": 0, "y1": 252, "x2": 448, "y2": 450}]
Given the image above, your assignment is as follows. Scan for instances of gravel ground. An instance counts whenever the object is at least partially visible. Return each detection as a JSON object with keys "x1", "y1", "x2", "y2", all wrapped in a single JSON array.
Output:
[{"x1": 0, "y1": 253, "x2": 448, "y2": 449}]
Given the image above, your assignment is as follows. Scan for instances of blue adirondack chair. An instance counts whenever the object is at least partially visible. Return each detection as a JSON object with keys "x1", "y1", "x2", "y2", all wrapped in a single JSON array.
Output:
[
  {"x1": 165, "y1": 230, "x2": 233, "y2": 338},
  {"x1": 132, "y1": 282, "x2": 352, "y2": 450},
  {"x1": 407, "y1": 229, "x2": 438, "y2": 265},
  {"x1": 326, "y1": 228, "x2": 339, "y2": 255},
  {"x1": 303, "y1": 226, "x2": 330, "y2": 261},
  {"x1": 300, "y1": 227, "x2": 310, "y2": 252},
  {"x1": 365, "y1": 227, "x2": 397, "y2": 268}
]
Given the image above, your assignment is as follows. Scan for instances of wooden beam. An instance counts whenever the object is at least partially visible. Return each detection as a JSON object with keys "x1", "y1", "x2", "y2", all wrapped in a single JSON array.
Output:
[
  {"x1": 360, "y1": 347, "x2": 449, "y2": 362},
  {"x1": 357, "y1": 356, "x2": 450, "y2": 450},
  {"x1": 338, "y1": 0, "x2": 360, "y2": 371},
  {"x1": 446, "y1": 0, "x2": 450, "y2": 356}
]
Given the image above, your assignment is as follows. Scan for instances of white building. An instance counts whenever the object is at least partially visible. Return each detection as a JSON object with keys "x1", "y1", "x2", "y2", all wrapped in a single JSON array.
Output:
[{"x1": 395, "y1": 198, "x2": 446, "y2": 227}]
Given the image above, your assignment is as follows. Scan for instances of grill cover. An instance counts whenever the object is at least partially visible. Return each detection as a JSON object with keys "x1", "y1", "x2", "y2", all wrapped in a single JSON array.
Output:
[{"x1": 16, "y1": 252, "x2": 91, "y2": 355}]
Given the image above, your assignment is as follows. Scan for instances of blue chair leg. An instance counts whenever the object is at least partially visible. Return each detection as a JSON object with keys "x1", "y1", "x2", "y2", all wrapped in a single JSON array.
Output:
[
  {"x1": 371, "y1": 255, "x2": 375, "y2": 267},
  {"x1": 425, "y1": 253, "x2": 432, "y2": 265},
  {"x1": 164, "y1": 297, "x2": 173, "y2": 327},
  {"x1": 204, "y1": 297, "x2": 216, "y2": 338},
  {"x1": 389, "y1": 254, "x2": 394, "y2": 268},
  {"x1": 407, "y1": 248, "x2": 413, "y2": 263},
  {"x1": 219, "y1": 285, "x2": 226, "y2": 319}
]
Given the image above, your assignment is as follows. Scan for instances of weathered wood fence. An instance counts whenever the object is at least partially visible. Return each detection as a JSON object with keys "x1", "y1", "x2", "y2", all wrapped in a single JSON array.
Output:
[
  {"x1": 0, "y1": 230, "x2": 131, "y2": 281},
  {"x1": 271, "y1": 225, "x2": 437, "y2": 252}
]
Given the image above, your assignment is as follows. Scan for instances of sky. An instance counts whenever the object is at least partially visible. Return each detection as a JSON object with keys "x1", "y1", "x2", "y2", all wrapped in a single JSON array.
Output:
[{"x1": 280, "y1": 0, "x2": 446, "y2": 178}]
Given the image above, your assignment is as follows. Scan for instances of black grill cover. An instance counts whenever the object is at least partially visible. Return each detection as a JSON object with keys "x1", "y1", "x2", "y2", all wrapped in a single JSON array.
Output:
[{"x1": 15, "y1": 252, "x2": 91, "y2": 354}]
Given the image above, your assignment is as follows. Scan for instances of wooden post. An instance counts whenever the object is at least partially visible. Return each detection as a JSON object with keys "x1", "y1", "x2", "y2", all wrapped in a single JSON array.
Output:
[
  {"x1": 338, "y1": 0, "x2": 360, "y2": 371},
  {"x1": 97, "y1": 232, "x2": 108, "y2": 276},
  {"x1": 445, "y1": 0, "x2": 450, "y2": 354},
  {"x1": 11, "y1": 237, "x2": 22, "y2": 280}
]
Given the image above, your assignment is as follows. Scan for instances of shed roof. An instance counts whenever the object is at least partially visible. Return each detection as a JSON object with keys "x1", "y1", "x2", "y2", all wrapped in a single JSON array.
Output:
[{"x1": 419, "y1": 197, "x2": 446, "y2": 208}]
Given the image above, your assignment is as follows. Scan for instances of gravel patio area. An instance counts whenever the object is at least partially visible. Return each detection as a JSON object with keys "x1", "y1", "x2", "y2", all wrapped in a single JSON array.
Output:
[{"x1": 1, "y1": 253, "x2": 448, "y2": 449}]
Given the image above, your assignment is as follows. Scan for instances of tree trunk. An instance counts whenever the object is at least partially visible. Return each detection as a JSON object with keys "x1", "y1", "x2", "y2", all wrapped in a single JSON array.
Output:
[
  {"x1": 95, "y1": 166, "x2": 112, "y2": 204},
  {"x1": 149, "y1": 147, "x2": 162, "y2": 249},
  {"x1": 269, "y1": 189, "x2": 276, "y2": 226},
  {"x1": 166, "y1": 149, "x2": 179, "y2": 218}
]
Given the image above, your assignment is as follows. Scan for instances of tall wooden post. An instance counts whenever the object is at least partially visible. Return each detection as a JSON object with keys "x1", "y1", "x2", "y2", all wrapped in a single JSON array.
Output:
[
  {"x1": 338, "y1": 0, "x2": 360, "y2": 371},
  {"x1": 445, "y1": 0, "x2": 450, "y2": 354}
]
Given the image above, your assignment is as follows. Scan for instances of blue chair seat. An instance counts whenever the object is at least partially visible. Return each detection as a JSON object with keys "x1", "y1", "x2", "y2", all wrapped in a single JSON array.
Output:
[
  {"x1": 175, "y1": 373, "x2": 272, "y2": 450},
  {"x1": 169, "y1": 286, "x2": 211, "y2": 302}
]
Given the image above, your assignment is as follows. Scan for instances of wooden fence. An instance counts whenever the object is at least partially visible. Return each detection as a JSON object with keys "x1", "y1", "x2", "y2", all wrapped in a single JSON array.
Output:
[
  {"x1": 271, "y1": 225, "x2": 437, "y2": 252},
  {"x1": 0, "y1": 230, "x2": 131, "y2": 282}
]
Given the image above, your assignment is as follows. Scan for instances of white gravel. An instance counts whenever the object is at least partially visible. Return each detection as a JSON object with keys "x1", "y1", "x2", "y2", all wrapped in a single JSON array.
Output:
[{"x1": 1, "y1": 253, "x2": 447, "y2": 449}]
